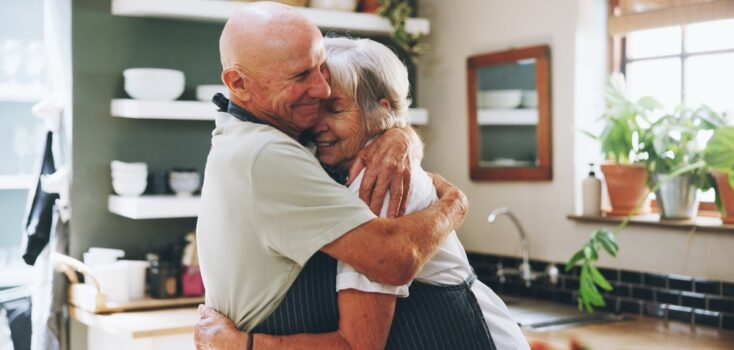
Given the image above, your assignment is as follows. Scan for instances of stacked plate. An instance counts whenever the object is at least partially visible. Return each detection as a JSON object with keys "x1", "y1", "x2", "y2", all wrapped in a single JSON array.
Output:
[{"x1": 111, "y1": 160, "x2": 148, "y2": 197}]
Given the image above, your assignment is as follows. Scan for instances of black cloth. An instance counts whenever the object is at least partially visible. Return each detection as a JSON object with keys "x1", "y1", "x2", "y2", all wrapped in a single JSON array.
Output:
[{"x1": 22, "y1": 131, "x2": 59, "y2": 265}]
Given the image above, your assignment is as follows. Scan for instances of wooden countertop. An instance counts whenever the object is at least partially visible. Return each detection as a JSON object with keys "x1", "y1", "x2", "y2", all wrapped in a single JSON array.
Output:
[
  {"x1": 524, "y1": 316, "x2": 734, "y2": 350},
  {"x1": 70, "y1": 306, "x2": 198, "y2": 339}
]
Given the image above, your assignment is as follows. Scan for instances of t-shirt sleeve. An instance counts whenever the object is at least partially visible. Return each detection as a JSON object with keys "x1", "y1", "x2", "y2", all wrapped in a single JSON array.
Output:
[
  {"x1": 336, "y1": 260, "x2": 409, "y2": 297},
  {"x1": 251, "y1": 140, "x2": 376, "y2": 266}
]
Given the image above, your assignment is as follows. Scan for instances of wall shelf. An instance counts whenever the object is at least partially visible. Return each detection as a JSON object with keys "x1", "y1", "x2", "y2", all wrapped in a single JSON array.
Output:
[
  {"x1": 111, "y1": 0, "x2": 430, "y2": 36},
  {"x1": 108, "y1": 195, "x2": 200, "y2": 219},
  {"x1": 567, "y1": 214, "x2": 734, "y2": 233},
  {"x1": 0, "y1": 175, "x2": 35, "y2": 190},
  {"x1": 0, "y1": 83, "x2": 46, "y2": 103},
  {"x1": 111, "y1": 99, "x2": 429, "y2": 125},
  {"x1": 477, "y1": 109, "x2": 538, "y2": 125}
]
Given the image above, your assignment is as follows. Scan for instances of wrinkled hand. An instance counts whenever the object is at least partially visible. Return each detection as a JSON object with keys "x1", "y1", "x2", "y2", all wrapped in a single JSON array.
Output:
[
  {"x1": 348, "y1": 128, "x2": 412, "y2": 217},
  {"x1": 429, "y1": 173, "x2": 468, "y2": 226},
  {"x1": 194, "y1": 305, "x2": 248, "y2": 350}
]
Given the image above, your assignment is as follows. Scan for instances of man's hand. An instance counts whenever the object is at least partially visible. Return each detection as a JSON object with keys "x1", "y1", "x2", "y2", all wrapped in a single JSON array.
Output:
[
  {"x1": 430, "y1": 173, "x2": 468, "y2": 228},
  {"x1": 194, "y1": 305, "x2": 248, "y2": 350},
  {"x1": 348, "y1": 128, "x2": 414, "y2": 217}
]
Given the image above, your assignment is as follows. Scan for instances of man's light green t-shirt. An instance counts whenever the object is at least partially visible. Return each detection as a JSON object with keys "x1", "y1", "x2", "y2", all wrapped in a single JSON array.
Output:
[{"x1": 196, "y1": 113, "x2": 376, "y2": 331}]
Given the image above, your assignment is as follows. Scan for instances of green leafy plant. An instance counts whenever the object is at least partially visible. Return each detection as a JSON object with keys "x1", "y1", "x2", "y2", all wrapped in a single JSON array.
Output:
[
  {"x1": 584, "y1": 73, "x2": 662, "y2": 164},
  {"x1": 565, "y1": 229, "x2": 618, "y2": 312},
  {"x1": 704, "y1": 127, "x2": 734, "y2": 187},
  {"x1": 376, "y1": 0, "x2": 428, "y2": 64}
]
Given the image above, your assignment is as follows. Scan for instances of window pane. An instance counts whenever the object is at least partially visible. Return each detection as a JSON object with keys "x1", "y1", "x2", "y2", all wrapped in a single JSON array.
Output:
[
  {"x1": 686, "y1": 53, "x2": 734, "y2": 114},
  {"x1": 626, "y1": 26, "x2": 682, "y2": 59},
  {"x1": 626, "y1": 58, "x2": 681, "y2": 109},
  {"x1": 686, "y1": 19, "x2": 734, "y2": 53}
]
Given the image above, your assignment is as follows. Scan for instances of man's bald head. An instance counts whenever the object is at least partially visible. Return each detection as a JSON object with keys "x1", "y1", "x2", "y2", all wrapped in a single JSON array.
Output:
[{"x1": 219, "y1": 1, "x2": 322, "y2": 73}]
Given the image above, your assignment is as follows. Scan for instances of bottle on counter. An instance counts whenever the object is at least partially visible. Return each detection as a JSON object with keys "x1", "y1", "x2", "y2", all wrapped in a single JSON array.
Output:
[
  {"x1": 582, "y1": 163, "x2": 602, "y2": 216},
  {"x1": 147, "y1": 253, "x2": 179, "y2": 299}
]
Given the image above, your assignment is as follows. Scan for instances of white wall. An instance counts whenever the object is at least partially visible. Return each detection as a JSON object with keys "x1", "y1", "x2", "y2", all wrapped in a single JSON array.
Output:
[{"x1": 416, "y1": 0, "x2": 734, "y2": 282}]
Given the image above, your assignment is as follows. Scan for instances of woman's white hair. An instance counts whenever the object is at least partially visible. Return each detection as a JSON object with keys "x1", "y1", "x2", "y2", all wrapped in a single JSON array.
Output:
[{"x1": 324, "y1": 37, "x2": 410, "y2": 139}]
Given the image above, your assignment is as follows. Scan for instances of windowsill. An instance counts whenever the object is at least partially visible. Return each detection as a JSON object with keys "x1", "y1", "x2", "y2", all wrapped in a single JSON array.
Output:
[{"x1": 567, "y1": 214, "x2": 734, "y2": 233}]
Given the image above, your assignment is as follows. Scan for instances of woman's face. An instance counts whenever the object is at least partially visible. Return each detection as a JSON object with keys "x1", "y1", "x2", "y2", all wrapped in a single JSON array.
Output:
[{"x1": 312, "y1": 88, "x2": 366, "y2": 170}]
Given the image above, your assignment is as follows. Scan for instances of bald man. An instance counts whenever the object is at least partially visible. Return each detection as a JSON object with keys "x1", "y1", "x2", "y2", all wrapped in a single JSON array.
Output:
[{"x1": 196, "y1": 0, "x2": 468, "y2": 340}]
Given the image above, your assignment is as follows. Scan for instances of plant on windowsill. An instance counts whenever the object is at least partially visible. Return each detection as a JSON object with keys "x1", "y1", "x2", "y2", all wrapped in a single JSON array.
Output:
[
  {"x1": 584, "y1": 73, "x2": 661, "y2": 217},
  {"x1": 569, "y1": 108, "x2": 731, "y2": 313},
  {"x1": 375, "y1": 0, "x2": 428, "y2": 64},
  {"x1": 636, "y1": 106, "x2": 726, "y2": 220}
]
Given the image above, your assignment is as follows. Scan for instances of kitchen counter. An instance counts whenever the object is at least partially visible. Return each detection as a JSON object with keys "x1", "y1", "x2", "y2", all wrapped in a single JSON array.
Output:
[{"x1": 524, "y1": 316, "x2": 734, "y2": 350}]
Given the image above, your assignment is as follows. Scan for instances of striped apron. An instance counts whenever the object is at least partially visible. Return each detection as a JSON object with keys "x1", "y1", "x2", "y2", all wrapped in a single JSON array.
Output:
[{"x1": 214, "y1": 94, "x2": 497, "y2": 349}]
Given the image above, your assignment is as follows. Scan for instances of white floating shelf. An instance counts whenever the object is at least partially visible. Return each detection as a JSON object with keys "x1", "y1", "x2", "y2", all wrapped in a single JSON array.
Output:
[
  {"x1": 477, "y1": 109, "x2": 538, "y2": 125},
  {"x1": 0, "y1": 175, "x2": 35, "y2": 190},
  {"x1": 111, "y1": 0, "x2": 430, "y2": 36},
  {"x1": 0, "y1": 83, "x2": 46, "y2": 103},
  {"x1": 108, "y1": 195, "x2": 200, "y2": 219},
  {"x1": 111, "y1": 99, "x2": 429, "y2": 125},
  {"x1": 111, "y1": 99, "x2": 218, "y2": 120}
]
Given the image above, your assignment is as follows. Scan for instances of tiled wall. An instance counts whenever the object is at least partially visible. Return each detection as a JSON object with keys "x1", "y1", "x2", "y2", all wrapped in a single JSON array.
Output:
[{"x1": 467, "y1": 252, "x2": 734, "y2": 331}]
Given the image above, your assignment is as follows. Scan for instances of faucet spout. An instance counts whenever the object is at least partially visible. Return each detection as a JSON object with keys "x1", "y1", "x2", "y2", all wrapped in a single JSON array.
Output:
[{"x1": 487, "y1": 207, "x2": 531, "y2": 285}]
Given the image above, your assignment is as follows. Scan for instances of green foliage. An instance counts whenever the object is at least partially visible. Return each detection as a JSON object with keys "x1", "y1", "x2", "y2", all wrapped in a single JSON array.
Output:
[
  {"x1": 565, "y1": 229, "x2": 618, "y2": 313},
  {"x1": 591, "y1": 73, "x2": 662, "y2": 164},
  {"x1": 637, "y1": 106, "x2": 725, "y2": 190},
  {"x1": 377, "y1": 0, "x2": 428, "y2": 64},
  {"x1": 704, "y1": 127, "x2": 734, "y2": 187}
]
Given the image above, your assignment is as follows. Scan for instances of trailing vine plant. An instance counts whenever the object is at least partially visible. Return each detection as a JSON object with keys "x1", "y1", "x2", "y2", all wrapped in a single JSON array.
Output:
[{"x1": 375, "y1": 0, "x2": 428, "y2": 64}]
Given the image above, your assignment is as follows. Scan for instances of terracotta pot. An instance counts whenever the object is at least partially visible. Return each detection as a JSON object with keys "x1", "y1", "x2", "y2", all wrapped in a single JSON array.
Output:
[
  {"x1": 360, "y1": 0, "x2": 380, "y2": 13},
  {"x1": 711, "y1": 170, "x2": 734, "y2": 224},
  {"x1": 600, "y1": 163, "x2": 651, "y2": 217}
]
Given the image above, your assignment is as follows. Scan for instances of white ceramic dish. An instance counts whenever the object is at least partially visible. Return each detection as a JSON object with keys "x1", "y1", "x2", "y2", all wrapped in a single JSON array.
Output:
[
  {"x1": 310, "y1": 0, "x2": 358, "y2": 11},
  {"x1": 112, "y1": 179, "x2": 147, "y2": 197},
  {"x1": 111, "y1": 160, "x2": 148, "y2": 173},
  {"x1": 521, "y1": 90, "x2": 538, "y2": 108},
  {"x1": 478, "y1": 90, "x2": 522, "y2": 109},
  {"x1": 123, "y1": 68, "x2": 185, "y2": 101},
  {"x1": 196, "y1": 84, "x2": 228, "y2": 102},
  {"x1": 169, "y1": 174, "x2": 200, "y2": 196}
]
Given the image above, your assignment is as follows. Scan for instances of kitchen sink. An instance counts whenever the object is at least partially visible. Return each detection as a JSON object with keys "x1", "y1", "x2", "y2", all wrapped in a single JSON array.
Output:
[{"x1": 501, "y1": 296, "x2": 626, "y2": 330}]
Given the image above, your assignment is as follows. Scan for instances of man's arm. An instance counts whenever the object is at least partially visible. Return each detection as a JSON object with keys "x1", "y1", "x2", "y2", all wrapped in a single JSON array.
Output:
[
  {"x1": 321, "y1": 173, "x2": 467, "y2": 286},
  {"x1": 347, "y1": 127, "x2": 424, "y2": 217},
  {"x1": 195, "y1": 291, "x2": 396, "y2": 350}
]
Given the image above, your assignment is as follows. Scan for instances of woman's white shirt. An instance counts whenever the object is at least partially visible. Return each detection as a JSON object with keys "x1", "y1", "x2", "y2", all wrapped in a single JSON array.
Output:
[{"x1": 336, "y1": 165, "x2": 530, "y2": 350}]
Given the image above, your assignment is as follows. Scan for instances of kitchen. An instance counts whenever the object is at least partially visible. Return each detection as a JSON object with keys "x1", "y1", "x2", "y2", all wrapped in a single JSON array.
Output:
[{"x1": 1, "y1": 0, "x2": 734, "y2": 349}]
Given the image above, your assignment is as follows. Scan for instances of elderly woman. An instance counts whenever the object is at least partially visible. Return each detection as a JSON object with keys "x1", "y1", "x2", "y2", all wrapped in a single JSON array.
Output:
[{"x1": 196, "y1": 37, "x2": 529, "y2": 350}]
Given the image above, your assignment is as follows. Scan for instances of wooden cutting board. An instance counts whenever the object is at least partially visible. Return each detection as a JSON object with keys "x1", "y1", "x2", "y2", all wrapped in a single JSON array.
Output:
[{"x1": 68, "y1": 283, "x2": 204, "y2": 314}]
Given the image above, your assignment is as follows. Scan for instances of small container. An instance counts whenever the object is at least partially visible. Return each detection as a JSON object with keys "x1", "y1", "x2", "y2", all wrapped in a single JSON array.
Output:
[
  {"x1": 182, "y1": 266, "x2": 205, "y2": 297},
  {"x1": 582, "y1": 163, "x2": 602, "y2": 216},
  {"x1": 148, "y1": 258, "x2": 180, "y2": 299}
]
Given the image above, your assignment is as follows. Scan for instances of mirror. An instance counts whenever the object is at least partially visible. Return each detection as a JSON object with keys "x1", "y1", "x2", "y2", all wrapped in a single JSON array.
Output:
[{"x1": 467, "y1": 45, "x2": 552, "y2": 181}]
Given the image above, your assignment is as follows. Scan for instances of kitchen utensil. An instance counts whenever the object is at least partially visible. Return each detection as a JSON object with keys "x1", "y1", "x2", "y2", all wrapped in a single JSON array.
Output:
[
  {"x1": 310, "y1": 0, "x2": 358, "y2": 11},
  {"x1": 123, "y1": 68, "x2": 185, "y2": 101},
  {"x1": 477, "y1": 90, "x2": 522, "y2": 109},
  {"x1": 169, "y1": 170, "x2": 201, "y2": 196},
  {"x1": 112, "y1": 179, "x2": 147, "y2": 197},
  {"x1": 196, "y1": 84, "x2": 228, "y2": 102}
]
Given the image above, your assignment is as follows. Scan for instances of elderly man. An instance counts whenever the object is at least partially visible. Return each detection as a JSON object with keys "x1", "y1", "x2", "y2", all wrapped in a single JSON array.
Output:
[{"x1": 196, "y1": 1, "x2": 471, "y2": 346}]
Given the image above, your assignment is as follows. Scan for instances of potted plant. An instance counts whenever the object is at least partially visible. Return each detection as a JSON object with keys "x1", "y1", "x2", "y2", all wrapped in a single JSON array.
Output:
[
  {"x1": 636, "y1": 106, "x2": 724, "y2": 219},
  {"x1": 704, "y1": 126, "x2": 734, "y2": 224},
  {"x1": 590, "y1": 73, "x2": 661, "y2": 216}
]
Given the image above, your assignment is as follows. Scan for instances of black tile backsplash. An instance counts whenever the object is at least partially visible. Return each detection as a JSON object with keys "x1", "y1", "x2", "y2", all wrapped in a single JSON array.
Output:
[
  {"x1": 668, "y1": 275, "x2": 693, "y2": 292},
  {"x1": 644, "y1": 273, "x2": 668, "y2": 288},
  {"x1": 468, "y1": 252, "x2": 734, "y2": 332}
]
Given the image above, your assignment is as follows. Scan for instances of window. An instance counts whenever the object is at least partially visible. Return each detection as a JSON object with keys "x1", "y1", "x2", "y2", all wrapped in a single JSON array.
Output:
[{"x1": 618, "y1": 19, "x2": 734, "y2": 204}]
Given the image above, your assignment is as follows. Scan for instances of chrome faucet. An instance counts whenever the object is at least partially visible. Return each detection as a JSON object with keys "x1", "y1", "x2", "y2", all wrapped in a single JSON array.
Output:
[{"x1": 487, "y1": 207, "x2": 558, "y2": 287}]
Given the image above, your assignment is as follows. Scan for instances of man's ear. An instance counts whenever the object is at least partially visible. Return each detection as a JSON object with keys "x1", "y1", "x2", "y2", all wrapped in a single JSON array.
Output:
[
  {"x1": 378, "y1": 98, "x2": 390, "y2": 110},
  {"x1": 222, "y1": 69, "x2": 250, "y2": 102}
]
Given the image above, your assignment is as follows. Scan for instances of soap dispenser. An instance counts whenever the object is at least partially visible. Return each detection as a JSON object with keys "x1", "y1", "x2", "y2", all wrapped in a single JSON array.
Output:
[{"x1": 582, "y1": 163, "x2": 602, "y2": 216}]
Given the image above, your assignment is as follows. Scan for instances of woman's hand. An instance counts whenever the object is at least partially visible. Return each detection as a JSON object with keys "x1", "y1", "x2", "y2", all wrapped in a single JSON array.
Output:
[
  {"x1": 194, "y1": 305, "x2": 248, "y2": 350},
  {"x1": 348, "y1": 128, "x2": 419, "y2": 217}
]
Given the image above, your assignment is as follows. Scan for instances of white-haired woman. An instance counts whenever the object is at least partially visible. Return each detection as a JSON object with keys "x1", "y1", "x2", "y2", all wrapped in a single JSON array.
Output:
[{"x1": 195, "y1": 37, "x2": 529, "y2": 350}]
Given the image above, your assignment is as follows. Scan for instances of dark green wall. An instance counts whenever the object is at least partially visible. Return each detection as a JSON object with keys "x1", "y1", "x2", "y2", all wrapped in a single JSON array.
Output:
[{"x1": 70, "y1": 0, "x2": 224, "y2": 259}]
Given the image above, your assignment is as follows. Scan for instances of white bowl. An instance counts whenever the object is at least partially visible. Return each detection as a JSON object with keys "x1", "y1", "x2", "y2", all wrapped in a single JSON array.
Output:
[
  {"x1": 112, "y1": 179, "x2": 147, "y2": 197},
  {"x1": 112, "y1": 172, "x2": 147, "y2": 183},
  {"x1": 521, "y1": 90, "x2": 538, "y2": 108},
  {"x1": 478, "y1": 90, "x2": 523, "y2": 109},
  {"x1": 123, "y1": 68, "x2": 185, "y2": 101},
  {"x1": 196, "y1": 85, "x2": 228, "y2": 102},
  {"x1": 169, "y1": 176, "x2": 200, "y2": 196},
  {"x1": 310, "y1": 0, "x2": 358, "y2": 11},
  {"x1": 111, "y1": 160, "x2": 148, "y2": 173}
]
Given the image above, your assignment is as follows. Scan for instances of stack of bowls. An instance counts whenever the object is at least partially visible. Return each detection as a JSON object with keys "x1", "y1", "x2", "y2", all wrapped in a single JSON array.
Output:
[
  {"x1": 111, "y1": 160, "x2": 148, "y2": 197},
  {"x1": 169, "y1": 169, "x2": 201, "y2": 197},
  {"x1": 123, "y1": 68, "x2": 185, "y2": 101}
]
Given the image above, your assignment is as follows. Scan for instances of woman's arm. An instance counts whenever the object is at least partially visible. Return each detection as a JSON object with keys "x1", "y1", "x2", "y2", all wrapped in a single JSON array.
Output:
[{"x1": 195, "y1": 291, "x2": 397, "y2": 350}]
